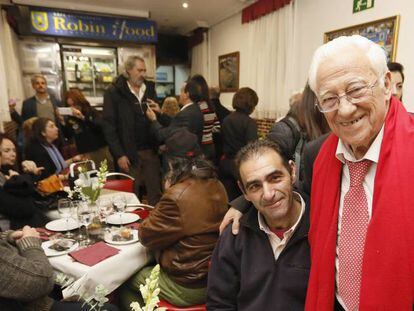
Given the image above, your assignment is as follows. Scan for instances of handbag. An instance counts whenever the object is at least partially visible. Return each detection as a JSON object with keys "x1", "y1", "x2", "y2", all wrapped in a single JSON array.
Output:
[{"x1": 37, "y1": 174, "x2": 64, "y2": 195}]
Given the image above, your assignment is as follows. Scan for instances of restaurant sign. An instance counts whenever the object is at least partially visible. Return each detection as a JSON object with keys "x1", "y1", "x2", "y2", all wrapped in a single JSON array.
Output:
[{"x1": 30, "y1": 8, "x2": 157, "y2": 43}]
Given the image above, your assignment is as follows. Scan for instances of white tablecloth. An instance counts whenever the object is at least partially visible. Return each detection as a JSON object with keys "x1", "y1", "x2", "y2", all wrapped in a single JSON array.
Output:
[
  {"x1": 45, "y1": 190, "x2": 147, "y2": 297},
  {"x1": 49, "y1": 241, "x2": 150, "y2": 298}
]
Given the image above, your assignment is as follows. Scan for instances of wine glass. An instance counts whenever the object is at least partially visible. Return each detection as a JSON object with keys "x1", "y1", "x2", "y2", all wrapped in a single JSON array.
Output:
[
  {"x1": 97, "y1": 197, "x2": 113, "y2": 227},
  {"x1": 77, "y1": 201, "x2": 95, "y2": 246},
  {"x1": 112, "y1": 194, "x2": 126, "y2": 226},
  {"x1": 72, "y1": 200, "x2": 85, "y2": 241},
  {"x1": 57, "y1": 198, "x2": 75, "y2": 238}
]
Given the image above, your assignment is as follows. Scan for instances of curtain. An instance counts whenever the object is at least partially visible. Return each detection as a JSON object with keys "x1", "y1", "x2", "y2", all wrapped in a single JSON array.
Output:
[
  {"x1": 190, "y1": 31, "x2": 209, "y2": 79},
  {"x1": 0, "y1": 11, "x2": 10, "y2": 129},
  {"x1": 242, "y1": 0, "x2": 292, "y2": 24},
  {"x1": 0, "y1": 9, "x2": 25, "y2": 130},
  {"x1": 246, "y1": 1, "x2": 297, "y2": 119}
]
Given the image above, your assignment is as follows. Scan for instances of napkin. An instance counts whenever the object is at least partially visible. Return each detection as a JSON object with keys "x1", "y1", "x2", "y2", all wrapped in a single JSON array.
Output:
[
  {"x1": 132, "y1": 209, "x2": 150, "y2": 220},
  {"x1": 126, "y1": 222, "x2": 140, "y2": 230},
  {"x1": 69, "y1": 242, "x2": 120, "y2": 266}
]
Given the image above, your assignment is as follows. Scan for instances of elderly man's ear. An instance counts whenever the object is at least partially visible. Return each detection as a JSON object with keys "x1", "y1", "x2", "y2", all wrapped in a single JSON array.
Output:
[{"x1": 383, "y1": 71, "x2": 393, "y2": 100}]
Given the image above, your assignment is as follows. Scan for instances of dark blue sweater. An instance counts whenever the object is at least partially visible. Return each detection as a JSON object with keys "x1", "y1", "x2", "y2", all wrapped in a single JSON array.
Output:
[{"x1": 207, "y1": 197, "x2": 310, "y2": 310}]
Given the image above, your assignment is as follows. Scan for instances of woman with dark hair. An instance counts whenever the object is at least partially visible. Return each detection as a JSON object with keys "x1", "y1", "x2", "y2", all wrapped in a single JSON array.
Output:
[
  {"x1": 120, "y1": 128, "x2": 228, "y2": 309},
  {"x1": 61, "y1": 89, "x2": 113, "y2": 169},
  {"x1": 267, "y1": 83, "x2": 330, "y2": 184},
  {"x1": 296, "y1": 84, "x2": 330, "y2": 140},
  {"x1": 0, "y1": 134, "x2": 44, "y2": 177},
  {"x1": 189, "y1": 74, "x2": 220, "y2": 161},
  {"x1": 0, "y1": 134, "x2": 49, "y2": 230},
  {"x1": 25, "y1": 117, "x2": 82, "y2": 180},
  {"x1": 220, "y1": 87, "x2": 259, "y2": 200}
]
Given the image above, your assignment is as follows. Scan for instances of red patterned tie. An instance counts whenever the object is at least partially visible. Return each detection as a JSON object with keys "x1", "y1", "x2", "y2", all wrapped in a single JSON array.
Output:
[{"x1": 338, "y1": 159, "x2": 372, "y2": 311}]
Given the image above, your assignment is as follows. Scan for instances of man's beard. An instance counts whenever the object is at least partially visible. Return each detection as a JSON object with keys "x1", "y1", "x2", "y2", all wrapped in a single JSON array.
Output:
[{"x1": 130, "y1": 77, "x2": 144, "y2": 86}]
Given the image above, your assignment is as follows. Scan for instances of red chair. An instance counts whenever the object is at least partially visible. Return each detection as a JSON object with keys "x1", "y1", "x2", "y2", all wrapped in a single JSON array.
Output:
[
  {"x1": 103, "y1": 172, "x2": 135, "y2": 193},
  {"x1": 157, "y1": 301, "x2": 206, "y2": 311}
]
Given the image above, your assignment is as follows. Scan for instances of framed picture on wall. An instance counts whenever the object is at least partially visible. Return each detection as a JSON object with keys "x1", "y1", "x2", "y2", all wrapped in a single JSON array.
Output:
[
  {"x1": 219, "y1": 51, "x2": 240, "y2": 92},
  {"x1": 324, "y1": 15, "x2": 400, "y2": 62}
]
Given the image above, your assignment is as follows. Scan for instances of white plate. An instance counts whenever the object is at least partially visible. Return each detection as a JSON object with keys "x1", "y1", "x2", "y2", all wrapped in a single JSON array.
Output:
[
  {"x1": 42, "y1": 239, "x2": 79, "y2": 257},
  {"x1": 106, "y1": 213, "x2": 140, "y2": 225},
  {"x1": 45, "y1": 218, "x2": 79, "y2": 232},
  {"x1": 104, "y1": 229, "x2": 139, "y2": 245},
  {"x1": 125, "y1": 203, "x2": 154, "y2": 212}
]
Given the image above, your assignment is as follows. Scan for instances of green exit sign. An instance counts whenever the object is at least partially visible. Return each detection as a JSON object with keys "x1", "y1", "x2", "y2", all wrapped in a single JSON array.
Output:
[{"x1": 353, "y1": 0, "x2": 375, "y2": 13}]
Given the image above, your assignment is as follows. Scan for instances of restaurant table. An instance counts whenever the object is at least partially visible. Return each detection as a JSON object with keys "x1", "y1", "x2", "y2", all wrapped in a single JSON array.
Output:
[
  {"x1": 49, "y1": 240, "x2": 151, "y2": 298},
  {"x1": 45, "y1": 190, "x2": 148, "y2": 298}
]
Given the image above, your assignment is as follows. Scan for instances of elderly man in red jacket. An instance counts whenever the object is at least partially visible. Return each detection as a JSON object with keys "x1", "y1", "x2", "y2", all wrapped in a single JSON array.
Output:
[{"x1": 305, "y1": 35, "x2": 414, "y2": 310}]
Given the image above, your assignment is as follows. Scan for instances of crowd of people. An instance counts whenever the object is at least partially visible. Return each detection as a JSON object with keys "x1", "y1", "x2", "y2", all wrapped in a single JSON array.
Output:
[{"x1": 1, "y1": 34, "x2": 412, "y2": 310}]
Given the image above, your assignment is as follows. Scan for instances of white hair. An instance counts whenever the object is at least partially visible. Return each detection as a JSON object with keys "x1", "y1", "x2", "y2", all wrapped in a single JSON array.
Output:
[
  {"x1": 308, "y1": 35, "x2": 388, "y2": 92},
  {"x1": 122, "y1": 55, "x2": 145, "y2": 79}
]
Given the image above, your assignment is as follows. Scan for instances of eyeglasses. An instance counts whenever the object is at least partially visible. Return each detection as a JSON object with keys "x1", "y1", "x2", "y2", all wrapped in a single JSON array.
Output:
[{"x1": 315, "y1": 79, "x2": 379, "y2": 113}]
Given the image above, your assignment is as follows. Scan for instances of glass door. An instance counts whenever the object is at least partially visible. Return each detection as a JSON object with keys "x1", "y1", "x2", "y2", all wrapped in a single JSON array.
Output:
[{"x1": 62, "y1": 45, "x2": 117, "y2": 105}]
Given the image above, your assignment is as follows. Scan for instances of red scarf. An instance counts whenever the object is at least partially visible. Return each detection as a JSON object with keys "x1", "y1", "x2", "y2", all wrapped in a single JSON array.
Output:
[{"x1": 306, "y1": 97, "x2": 414, "y2": 310}]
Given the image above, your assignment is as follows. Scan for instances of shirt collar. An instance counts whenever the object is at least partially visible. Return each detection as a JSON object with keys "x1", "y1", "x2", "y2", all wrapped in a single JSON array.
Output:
[
  {"x1": 127, "y1": 80, "x2": 146, "y2": 103},
  {"x1": 335, "y1": 124, "x2": 384, "y2": 164},
  {"x1": 35, "y1": 94, "x2": 50, "y2": 104},
  {"x1": 257, "y1": 191, "x2": 305, "y2": 240},
  {"x1": 180, "y1": 102, "x2": 193, "y2": 111}
]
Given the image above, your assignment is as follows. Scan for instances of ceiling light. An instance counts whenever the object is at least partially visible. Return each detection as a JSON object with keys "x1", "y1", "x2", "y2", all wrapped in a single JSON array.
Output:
[{"x1": 182, "y1": 2, "x2": 189, "y2": 8}]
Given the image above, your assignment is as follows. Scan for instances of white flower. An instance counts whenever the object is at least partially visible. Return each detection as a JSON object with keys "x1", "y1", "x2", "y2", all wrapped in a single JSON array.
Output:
[
  {"x1": 91, "y1": 177, "x2": 99, "y2": 190},
  {"x1": 71, "y1": 160, "x2": 108, "y2": 204},
  {"x1": 130, "y1": 264, "x2": 164, "y2": 311},
  {"x1": 74, "y1": 178, "x2": 84, "y2": 187},
  {"x1": 130, "y1": 302, "x2": 143, "y2": 311}
]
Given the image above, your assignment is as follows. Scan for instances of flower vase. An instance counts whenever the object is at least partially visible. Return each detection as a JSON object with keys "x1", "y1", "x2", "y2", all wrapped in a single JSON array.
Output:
[{"x1": 87, "y1": 202, "x2": 104, "y2": 242}]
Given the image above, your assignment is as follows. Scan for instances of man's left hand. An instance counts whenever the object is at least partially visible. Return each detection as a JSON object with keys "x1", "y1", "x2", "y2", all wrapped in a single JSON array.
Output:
[
  {"x1": 147, "y1": 99, "x2": 161, "y2": 113},
  {"x1": 146, "y1": 107, "x2": 157, "y2": 121}
]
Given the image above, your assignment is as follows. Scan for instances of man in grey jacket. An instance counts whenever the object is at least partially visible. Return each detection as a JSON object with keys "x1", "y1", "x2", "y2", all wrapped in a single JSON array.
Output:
[
  {"x1": 0, "y1": 226, "x2": 120, "y2": 310},
  {"x1": 0, "y1": 225, "x2": 54, "y2": 310}
]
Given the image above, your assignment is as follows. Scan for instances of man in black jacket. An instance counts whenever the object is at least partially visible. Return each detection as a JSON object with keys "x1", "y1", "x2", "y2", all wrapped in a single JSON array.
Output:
[
  {"x1": 145, "y1": 81, "x2": 204, "y2": 145},
  {"x1": 103, "y1": 56, "x2": 161, "y2": 205},
  {"x1": 207, "y1": 139, "x2": 310, "y2": 310}
]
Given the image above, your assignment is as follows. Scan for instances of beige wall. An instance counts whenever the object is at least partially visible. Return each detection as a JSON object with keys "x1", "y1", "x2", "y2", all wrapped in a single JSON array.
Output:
[
  {"x1": 208, "y1": 12, "x2": 248, "y2": 110},
  {"x1": 208, "y1": 0, "x2": 414, "y2": 112}
]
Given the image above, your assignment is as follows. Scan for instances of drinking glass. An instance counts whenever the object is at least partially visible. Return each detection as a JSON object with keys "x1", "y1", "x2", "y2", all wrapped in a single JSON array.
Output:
[
  {"x1": 72, "y1": 200, "x2": 84, "y2": 241},
  {"x1": 97, "y1": 197, "x2": 113, "y2": 227},
  {"x1": 57, "y1": 198, "x2": 75, "y2": 238},
  {"x1": 112, "y1": 194, "x2": 126, "y2": 226},
  {"x1": 77, "y1": 201, "x2": 95, "y2": 246}
]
